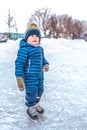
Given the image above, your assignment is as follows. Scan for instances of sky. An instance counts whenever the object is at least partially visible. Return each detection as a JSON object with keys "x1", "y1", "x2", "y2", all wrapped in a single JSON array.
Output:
[{"x1": 0, "y1": 0, "x2": 87, "y2": 33}]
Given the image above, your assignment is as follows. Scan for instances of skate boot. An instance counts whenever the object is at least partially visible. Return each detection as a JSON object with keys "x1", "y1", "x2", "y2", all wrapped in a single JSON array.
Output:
[
  {"x1": 36, "y1": 103, "x2": 45, "y2": 114},
  {"x1": 27, "y1": 106, "x2": 38, "y2": 122}
]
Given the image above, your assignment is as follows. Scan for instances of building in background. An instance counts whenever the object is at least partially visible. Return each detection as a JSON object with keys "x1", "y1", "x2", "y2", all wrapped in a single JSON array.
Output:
[{"x1": 0, "y1": 32, "x2": 24, "y2": 41}]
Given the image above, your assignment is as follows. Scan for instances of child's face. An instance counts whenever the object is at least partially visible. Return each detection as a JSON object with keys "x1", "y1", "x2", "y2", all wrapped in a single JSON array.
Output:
[{"x1": 27, "y1": 35, "x2": 39, "y2": 45}]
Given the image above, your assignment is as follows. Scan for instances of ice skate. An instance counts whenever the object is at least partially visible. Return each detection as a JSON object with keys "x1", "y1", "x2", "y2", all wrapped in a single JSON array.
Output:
[
  {"x1": 36, "y1": 103, "x2": 45, "y2": 114},
  {"x1": 26, "y1": 106, "x2": 38, "y2": 123}
]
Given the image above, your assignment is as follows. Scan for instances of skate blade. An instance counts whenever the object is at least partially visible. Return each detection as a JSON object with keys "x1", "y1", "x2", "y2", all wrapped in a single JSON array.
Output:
[{"x1": 26, "y1": 113, "x2": 38, "y2": 123}]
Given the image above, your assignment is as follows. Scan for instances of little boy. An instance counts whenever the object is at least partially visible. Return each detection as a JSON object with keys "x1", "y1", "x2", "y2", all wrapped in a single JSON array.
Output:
[{"x1": 15, "y1": 23, "x2": 49, "y2": 122}]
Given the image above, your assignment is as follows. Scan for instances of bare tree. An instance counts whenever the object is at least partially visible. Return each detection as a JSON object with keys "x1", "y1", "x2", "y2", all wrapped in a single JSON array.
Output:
[
  {"x1": 27, "y1": 8, "x2": 52, "y2": 37},
  {"x1": 27, "y1": 8, "x2": 87, "y2": 39},
  {"x1": 46, "y1": 14, "x2": 59, "y2": 38},
  {"x1": 80, "y1": 21, "x2": 87, "y2": 37},
  {"x1": 71, "y1": 20, "x2": 83, "y2": 39},
  {"x1": 14, "y1": 20, "x2": 18, "y2": 33},
  {"x1": 6, "y1": 9, "x2": 15, "y2": 33}
]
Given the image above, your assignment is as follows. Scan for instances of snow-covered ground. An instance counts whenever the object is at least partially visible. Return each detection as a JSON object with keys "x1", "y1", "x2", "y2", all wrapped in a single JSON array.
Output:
[{"x1": 0, "y1": 38, "x2": 87, "y2": 130}]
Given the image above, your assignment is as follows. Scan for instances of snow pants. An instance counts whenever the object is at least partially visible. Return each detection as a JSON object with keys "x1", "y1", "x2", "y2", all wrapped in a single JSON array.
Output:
[{"x1": 24, "y1": 75, "x2": 44, "y2": 107}]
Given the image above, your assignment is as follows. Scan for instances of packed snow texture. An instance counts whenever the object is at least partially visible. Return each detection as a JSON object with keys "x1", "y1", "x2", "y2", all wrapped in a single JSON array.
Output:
[{"x1": 0, "y1": 38, "x2": 87, "y2": 130}]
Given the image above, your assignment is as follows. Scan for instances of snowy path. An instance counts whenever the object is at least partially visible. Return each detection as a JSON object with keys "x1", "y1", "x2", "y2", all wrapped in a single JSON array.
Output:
[{"x1": 0, "y1": 39, "x2": 87, "y2": 130}]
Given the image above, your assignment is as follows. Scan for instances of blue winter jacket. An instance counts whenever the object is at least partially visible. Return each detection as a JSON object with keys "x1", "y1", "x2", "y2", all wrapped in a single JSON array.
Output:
[{"x1": 15, "y1": 39, "x2": 49, "y2": 78}]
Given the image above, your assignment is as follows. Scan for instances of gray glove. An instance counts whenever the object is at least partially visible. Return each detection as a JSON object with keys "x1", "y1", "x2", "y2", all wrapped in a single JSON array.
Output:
[
  {"x1": 16, "y1": 77, "x2": 25, "y2": 91},
  {"x1": 43, "y1": 65, "x2": 49, "y2": 72}
]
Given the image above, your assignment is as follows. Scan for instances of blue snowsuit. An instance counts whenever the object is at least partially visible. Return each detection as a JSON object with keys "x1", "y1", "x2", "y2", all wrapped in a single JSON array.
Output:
[{"x1": 15, "y1": 39, "x2": 49, "y2": 107}]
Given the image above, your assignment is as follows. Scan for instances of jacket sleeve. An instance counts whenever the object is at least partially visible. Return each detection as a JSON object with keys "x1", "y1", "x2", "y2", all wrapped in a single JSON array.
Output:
[
  {"x1": 42, "y1": 48, "x2": 49, "y2": 66},
  {"x1": 15, "y1": 47, "x2": 28, "y2": 78}
]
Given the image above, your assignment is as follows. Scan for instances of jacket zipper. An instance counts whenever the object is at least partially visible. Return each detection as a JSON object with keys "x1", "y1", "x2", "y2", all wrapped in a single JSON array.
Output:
[{"x1": 28, "y1": 59, "x2": 30, "y2": 72}]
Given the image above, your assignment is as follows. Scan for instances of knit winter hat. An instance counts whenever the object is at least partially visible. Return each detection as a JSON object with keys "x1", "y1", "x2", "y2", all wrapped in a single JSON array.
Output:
[{"x1": 25, "y1": 23, "x2": 41, "y2": 41}]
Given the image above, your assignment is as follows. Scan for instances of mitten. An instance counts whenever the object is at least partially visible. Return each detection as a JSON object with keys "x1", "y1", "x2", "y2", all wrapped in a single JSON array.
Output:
[
  {"x1": 43, "y1": 65, "x2": 49, "y2": 72},
  {"x1": 16, "y1": 77, "x2": 25, "y2": 91}
]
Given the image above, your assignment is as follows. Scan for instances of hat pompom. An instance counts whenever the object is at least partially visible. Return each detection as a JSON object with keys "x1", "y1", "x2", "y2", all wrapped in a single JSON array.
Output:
[{"x1": 25, "y1": 23, "x2": 41, "y2": 41}]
